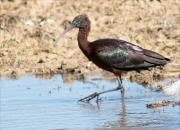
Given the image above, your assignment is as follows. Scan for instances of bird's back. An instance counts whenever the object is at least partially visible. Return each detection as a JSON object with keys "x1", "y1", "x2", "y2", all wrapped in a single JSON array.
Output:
[{"x1": 90, "y1": 39, "x2": 170, "y2": 72}]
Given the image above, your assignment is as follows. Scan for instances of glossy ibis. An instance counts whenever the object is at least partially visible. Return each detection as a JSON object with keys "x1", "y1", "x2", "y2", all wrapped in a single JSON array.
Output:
[{"x1": 54, "y1": 14, "x2": 170, "y2": 102}]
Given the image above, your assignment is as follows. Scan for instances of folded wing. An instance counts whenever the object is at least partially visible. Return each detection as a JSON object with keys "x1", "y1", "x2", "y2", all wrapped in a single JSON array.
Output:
[{"x1": 92, "y1": 39, "x2": 170, "y2": 71}]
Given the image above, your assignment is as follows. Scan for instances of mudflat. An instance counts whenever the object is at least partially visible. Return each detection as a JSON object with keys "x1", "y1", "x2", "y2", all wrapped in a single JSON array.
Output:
[{"x1": 0, "y1": 0, "x2": 179, "y2": 84}]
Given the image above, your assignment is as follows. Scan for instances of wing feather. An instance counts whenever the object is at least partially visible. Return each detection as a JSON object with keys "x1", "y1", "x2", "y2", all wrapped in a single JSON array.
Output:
[{"x1": 91, "y1": 39, "x2": 169, "y2": 71}]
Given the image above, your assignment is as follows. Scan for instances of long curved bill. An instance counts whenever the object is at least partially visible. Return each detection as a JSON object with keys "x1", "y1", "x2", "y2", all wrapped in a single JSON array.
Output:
[{"x1": 53, "y1": 23, "x2": 75, "y2": 47}]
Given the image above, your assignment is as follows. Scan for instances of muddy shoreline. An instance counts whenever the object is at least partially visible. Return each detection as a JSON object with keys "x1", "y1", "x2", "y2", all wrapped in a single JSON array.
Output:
[{"x1": 0, "y1": 0, "x2": 180, "y2": 84}]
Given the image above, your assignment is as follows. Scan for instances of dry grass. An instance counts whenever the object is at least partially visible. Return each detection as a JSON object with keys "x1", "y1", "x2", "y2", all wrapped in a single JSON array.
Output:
[{"x1": 0, "y1": 0, "x2": 180, "y2": 81}]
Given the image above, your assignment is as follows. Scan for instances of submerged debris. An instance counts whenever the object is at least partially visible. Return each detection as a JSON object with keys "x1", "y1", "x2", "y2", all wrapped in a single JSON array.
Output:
[
  {"x1": 146, "y1": 100, "x2": 180, "y2": 109},
  {"x1": 174, "y1": 101, "x2": 180, "y2": 106},
  {"x1": 146, "y1": 100, "x2": 172, "y2": 108}
]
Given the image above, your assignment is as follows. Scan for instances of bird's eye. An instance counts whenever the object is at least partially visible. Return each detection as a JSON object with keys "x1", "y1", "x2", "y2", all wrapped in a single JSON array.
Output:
[{"x1": 68, "y1": 21, "x2": 72, "y2": 24}]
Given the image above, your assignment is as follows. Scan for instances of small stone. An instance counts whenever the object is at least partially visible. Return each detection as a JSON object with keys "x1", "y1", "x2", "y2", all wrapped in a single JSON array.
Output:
[{"x1": 38, "y1": 59, "x2": 44, "y2": 63}]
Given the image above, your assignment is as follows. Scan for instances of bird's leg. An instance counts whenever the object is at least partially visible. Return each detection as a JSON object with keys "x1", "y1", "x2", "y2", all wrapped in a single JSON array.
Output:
[
  {"x1": 78, "y1": 76, "x2": 125, "y2": 102},
  {"x1": 117, "y1": 75, "x2": 125, "y2": 98}
]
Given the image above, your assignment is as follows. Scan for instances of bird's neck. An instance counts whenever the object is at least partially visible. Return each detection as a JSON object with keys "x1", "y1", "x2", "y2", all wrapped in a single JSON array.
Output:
[{"x1": 78, "y1": 25, "x2": 91, "y2": 55}]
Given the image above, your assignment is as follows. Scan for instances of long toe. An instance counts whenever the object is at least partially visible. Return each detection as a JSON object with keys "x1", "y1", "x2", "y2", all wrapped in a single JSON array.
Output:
[{"x1": 79, "y1": 92, "x2": 99, "y2": 102}]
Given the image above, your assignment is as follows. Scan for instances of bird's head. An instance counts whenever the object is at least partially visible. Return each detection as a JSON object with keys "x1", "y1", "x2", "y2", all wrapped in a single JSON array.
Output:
[
  {"x1": 53, "y1": 14, "x2": 89, "y2": 46},
  {"x1": 71, "y1": 14, "x2": 89, "y2": 28}
]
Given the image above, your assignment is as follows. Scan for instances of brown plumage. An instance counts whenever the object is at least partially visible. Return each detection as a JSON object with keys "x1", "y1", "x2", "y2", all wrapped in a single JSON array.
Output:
[{"x1": 54, "y1": 14, "x2": 170, "y2": 102}]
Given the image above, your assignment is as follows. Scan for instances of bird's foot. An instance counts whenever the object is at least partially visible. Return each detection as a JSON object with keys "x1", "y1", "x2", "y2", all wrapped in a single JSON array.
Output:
[
  {"x1": 78, "y1": 92, "x2": 101, "y2": 103},
  {"x1": 79, "y1": 85, "x2": 124, "y2": 103}
]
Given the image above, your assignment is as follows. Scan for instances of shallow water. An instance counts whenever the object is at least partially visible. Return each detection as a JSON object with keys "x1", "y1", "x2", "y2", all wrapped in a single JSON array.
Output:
[{"x1": 0, "y1": 74, "x2": 179, "y2": 130}]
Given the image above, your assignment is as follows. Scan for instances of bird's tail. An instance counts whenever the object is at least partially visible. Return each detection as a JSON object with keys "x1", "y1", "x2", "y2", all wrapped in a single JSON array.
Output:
[{"x1": 143, "y1": 49, "x2": 170, "y2": 66}]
